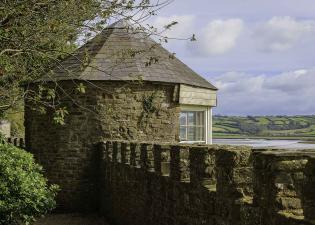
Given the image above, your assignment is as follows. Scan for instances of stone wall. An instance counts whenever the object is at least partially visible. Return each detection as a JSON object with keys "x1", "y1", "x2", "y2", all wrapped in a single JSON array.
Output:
[
  {"x1": 0, "y1": 120, "x2": 10, "y2": 138},
  {"x1": 4, "y1": 137, "x2": 25, "y2": 148},
  {"x1": 24, "y1": 81, "x2": 180, "y2": 212},
  {"x1": 94, "y1": 81, "x2": 180, "y2": 141},
  {"x1": 253, "y1": 149, "x2": 315, "y2": 225},
  {"x1": 99, "y1": 141, "x2": 315, "y2": 225}
]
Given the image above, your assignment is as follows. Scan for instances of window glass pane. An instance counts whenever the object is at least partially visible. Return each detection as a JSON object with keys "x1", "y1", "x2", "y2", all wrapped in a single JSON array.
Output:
[
  {"x1": 180, "y1": 127, "x2": 187, "y2": 141},
  {"x1": 196, "y1": 127, "x2": 204, "y2": 141},
  {"x1": 187, "y1": 112, "x2": 195, "y2": 126},
  {"x1": 179, "y1": 111, "x2": 206, "y2": 142},
  {"x1": 187, "y1": 127, "x2": 195, "y2": 141},
  {"x1": 180, "y1": 113, "x2": 186, "y2": 126},
  {"x1": 196, "y1": 112, "x2": 204, "y2": 126}
]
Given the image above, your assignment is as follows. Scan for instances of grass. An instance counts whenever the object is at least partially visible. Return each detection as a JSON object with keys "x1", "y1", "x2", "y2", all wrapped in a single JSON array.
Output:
[
  {"x1": 257, "y1": 117, "x2": 269, "y2": 125},
  {"x1": 213, "y1": 134, "x2": 315, "y2": 141},
  {"x1": 213, "y1": 115, "x2": 315, "y2": 140}
]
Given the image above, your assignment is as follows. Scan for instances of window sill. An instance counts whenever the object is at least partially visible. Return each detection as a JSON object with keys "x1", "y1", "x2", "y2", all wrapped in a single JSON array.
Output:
[{"x1": 179, "y1": 141, "x2": 206, "y2": 144}]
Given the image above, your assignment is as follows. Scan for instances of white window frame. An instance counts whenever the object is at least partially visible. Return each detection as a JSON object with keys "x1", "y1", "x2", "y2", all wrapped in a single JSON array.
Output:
[{"x1": 179, "y1": 105, "x2": 213, "y2": 144}]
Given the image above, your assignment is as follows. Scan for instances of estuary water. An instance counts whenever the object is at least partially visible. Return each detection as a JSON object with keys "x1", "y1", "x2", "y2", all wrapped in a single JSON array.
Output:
[{"x1": 213, "y1": 139, "x2": 315, "y2": 150}]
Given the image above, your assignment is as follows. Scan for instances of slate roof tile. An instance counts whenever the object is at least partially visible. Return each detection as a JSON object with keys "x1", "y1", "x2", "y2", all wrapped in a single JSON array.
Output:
[{"x1": 40, "y1": 20, "x2": 217, "y2": 90}]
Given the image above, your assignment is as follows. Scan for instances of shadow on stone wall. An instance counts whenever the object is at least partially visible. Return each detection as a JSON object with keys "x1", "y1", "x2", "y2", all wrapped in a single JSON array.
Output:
[{"x1": 97, "y1": 141, "x2": 315, "y2": 225}]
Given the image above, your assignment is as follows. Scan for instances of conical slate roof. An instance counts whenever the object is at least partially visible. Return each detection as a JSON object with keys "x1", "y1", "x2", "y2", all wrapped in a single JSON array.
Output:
[{"x1": 42, "y1": 20, "x2": 217, "y2": 90}]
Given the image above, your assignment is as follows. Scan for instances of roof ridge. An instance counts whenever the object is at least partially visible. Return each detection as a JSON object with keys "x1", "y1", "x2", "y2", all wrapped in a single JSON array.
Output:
[{"x1": 106, "y1": 19, "x2": 132, "y2": 29}]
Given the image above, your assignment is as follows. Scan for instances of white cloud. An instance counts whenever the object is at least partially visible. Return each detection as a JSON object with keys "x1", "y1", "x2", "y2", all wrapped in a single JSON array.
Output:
[
  {"x1": 212, "y1": 69, "x2": 315, "y2": 115},
  {"x1": 189, "y1": 19, "x2": 244, "y2": 55},
  {"x1": 253, "y1": 16, "x2": 314, "y2": 52},
  {"x1": 151, "y1": 16, "x2": 244, "y2": 56},
  {"x1": 263, "y1": 69, "x2": 315, "y2": 92},
  {"x1": 152, "y1": 15, "x2": 195, "y2": 39}
]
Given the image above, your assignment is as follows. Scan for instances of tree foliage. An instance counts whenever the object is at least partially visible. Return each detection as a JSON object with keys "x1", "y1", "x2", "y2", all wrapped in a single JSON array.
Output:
[
  {"x1": 0, "y1": 142, "x2": 58, "y2": 225},
  {"x1": 0, "y1": 0, "x2": 175, "y2": 123}
]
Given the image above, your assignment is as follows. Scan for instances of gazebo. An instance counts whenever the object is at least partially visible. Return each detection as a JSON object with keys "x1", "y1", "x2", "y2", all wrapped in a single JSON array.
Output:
[{"x1": 25, "y1": 19, "x2": 217, "y2": 211}]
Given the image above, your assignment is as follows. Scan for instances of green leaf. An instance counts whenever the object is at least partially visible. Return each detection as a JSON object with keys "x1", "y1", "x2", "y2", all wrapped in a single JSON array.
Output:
[
  {"x1": 0, "y1": 143, "x2": 58, "y2": 224},
  {"x1": 53, "y1": 107, "x2": 69, "y2": 125},
  {"x1": 76, "y1": 83, "x2": 86, "y2": 94}
]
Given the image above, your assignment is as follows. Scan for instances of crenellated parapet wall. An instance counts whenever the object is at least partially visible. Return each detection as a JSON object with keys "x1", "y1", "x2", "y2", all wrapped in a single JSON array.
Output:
[
  {"x1": 99, "y1": 141, "x2": 254, "y2": 225},
  {"x1": 98, "y1": 141, "x2": 315, "y2": 225},
  {"x1": 253, "y1": 149, "x2": 315, "y2": 225},
  {"x1": 304, "y1": 156, "x2": 315, "y2": 221},
  {"x1": 9, "y1": 137, "x2": 25, "y2": 148}
]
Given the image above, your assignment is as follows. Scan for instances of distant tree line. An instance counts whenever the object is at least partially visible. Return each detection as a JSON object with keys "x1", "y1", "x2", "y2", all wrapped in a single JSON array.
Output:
[{"x1": 213, "y1": 115, "x2": 314, "y2": 136}]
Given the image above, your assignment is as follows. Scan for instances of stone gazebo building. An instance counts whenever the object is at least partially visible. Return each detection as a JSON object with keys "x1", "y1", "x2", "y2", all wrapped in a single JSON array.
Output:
[{"x1": 25, "y1": 20, "x2": 217, "y2": 210}]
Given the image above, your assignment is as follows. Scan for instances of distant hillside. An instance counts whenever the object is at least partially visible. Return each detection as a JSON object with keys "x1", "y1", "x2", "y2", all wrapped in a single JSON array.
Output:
[{"x1": 213, "y1": 115, "x2": 315, "y2": 139}]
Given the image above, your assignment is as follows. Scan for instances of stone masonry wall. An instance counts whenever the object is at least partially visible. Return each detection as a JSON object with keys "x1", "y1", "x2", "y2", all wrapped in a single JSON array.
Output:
[
  {"x1": 253, "y1": 149, "x2": 315, "y2": 225},
  {"x1": 0, "y1": 120, "x2": 10, "y2": 138},
  {"x1": 94, "y1": 81, "x2": 180, "y2": 141},
  {"x1": 99, "y1": 141, "x2": 315, "y2": 225},
  {"x1": 24, "y1": 81, "x2": 179, "y2": 212}
]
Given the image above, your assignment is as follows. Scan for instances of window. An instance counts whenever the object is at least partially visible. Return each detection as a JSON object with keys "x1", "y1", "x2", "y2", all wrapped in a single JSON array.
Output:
[{"x1": 179, "y1": 111, "x2": 205, "y2": 142}]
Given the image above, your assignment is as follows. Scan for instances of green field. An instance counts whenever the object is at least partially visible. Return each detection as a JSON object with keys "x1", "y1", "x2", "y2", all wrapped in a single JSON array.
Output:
[{"x1": 213, "y1": 115, "x2": 315, "y2": 140}]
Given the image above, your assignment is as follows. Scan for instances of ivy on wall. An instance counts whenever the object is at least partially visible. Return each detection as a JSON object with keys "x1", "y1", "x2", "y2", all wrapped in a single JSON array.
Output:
[{"x1": 139, "y1": 92, "x2": 159, "y2": 128}]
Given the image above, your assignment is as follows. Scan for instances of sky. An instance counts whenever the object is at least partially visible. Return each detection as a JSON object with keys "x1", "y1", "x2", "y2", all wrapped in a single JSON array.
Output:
[{"x1": 148, "y1": 0, "x2": 315, "y2": 116}]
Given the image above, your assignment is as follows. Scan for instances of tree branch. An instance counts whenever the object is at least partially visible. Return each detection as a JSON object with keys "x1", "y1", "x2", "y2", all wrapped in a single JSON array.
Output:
[{"x1": 0, "y1": 49, "x2": 23, "y2": 56}]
